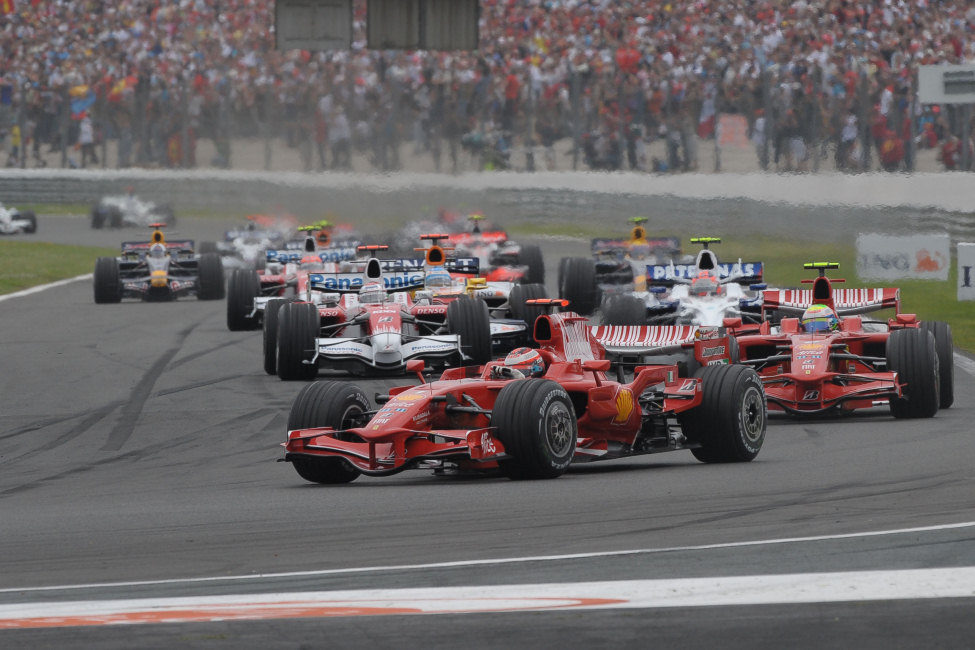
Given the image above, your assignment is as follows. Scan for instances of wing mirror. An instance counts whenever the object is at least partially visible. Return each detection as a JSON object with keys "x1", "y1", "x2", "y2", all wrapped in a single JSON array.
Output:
[
  {"x1": 406, "y1": 359, "x2": 427, "y2": 383},
  {"x1": 722, "y1": 317, "x2": 743, "y2": 329}
]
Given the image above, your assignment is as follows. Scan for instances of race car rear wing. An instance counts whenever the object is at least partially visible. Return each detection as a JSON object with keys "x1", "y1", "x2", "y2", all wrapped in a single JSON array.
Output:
[
  {"x1": 591, "y1": 236, "x2": 681, "y2": 256},
  {"x1": 308, "y1": 270, "x2": 425, "y2": 293},
  {"x1": 590, "y1": 325, "x2": 736, "y2": 366},
  {"x1": 590, "y1": 325, "x2": 699, "y2": 355},
  {"x1": 646, "y1": 262, "x2": 764, "y2": 287},
  {"x1": 379, "y1": 257, "x2": 480, "y2": 275},
  {"x1": 223, "y1": 228, "x2": 283, "y2": 241},
  {"x1": 282, "y1": 238, "x2": 361, "y2": 250},
  {"x1": 449, "y1": 231, "x2": 508, "y2": 244},
  {"x1": 265, "y1": 248, "x2": 359, "y2": 264},
  {"x1": 122, "y1": 240, "x2": 195, "y2": 254},
  {"x1": 762, "y1": 287, "x2": 900, "y2": 316}
]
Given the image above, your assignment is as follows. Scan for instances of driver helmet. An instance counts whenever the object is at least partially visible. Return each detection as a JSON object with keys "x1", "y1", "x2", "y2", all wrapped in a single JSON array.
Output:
[
  {"x1": 148, "y1": 243, "x2": 166, "y2": 259},
  {"x1": 690, "y1": 271, "x2": 720, "y2": 296},
  {"x1": 358, "y1": 281, "x2": 386, "y2": 304},
  {"x1": 502, "y1": 347, "x2": 545, "y2": 378},
  {"x1": 801, "y1": 304, "x2": 839, "y2": 333},
  {"x1": 629, "y1": 242, "x2": 651, "y2": 259},
  {"x1": 299, "y1": 255, "x2": 324, "y2": 272},
  {"x1": 425, "y1": 268, "x2": 453, "y2": 291}
]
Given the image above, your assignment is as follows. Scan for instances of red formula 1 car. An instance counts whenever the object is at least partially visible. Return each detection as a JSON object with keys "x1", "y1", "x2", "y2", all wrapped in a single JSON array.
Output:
[
  {"x1": 283, "y1": 301, "x2": 767, "y2": 483},
  {"x1": 730, "y1": 262, "x2": 954, "y2": 418},
  {"x1": 447, "y1": 214, "x2": 545, "y2": 284}
]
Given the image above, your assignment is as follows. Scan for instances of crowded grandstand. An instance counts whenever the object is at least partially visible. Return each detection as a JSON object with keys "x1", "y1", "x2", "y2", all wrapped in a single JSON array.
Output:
[{"x1": 0, "y1": 0, "x2": 973, "y2": 172}]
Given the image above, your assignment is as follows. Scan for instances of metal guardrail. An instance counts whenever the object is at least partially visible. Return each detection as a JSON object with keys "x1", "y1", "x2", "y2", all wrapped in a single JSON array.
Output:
[{"x1": 1, "y1": 170, "x2": 972, "y2": 242}]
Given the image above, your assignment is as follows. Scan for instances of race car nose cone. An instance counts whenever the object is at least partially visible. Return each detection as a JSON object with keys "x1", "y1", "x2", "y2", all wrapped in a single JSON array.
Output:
[
  {"x1": 150, "y1": 270, "x2": 168, "y2": 288},
  {"x1": 373, "y1": 333, "x2": 403, "y2": 365}
]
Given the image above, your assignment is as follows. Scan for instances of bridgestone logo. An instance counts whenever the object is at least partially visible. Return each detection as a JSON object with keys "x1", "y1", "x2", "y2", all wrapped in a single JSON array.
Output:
[{"x1": 702, "y1": 345, "x2": 725, "y2": 357}]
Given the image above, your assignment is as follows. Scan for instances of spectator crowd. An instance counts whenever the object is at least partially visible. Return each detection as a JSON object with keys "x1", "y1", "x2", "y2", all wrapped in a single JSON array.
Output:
[{"x1": 1, "y1": 0, "x2": 974, "y2": 173}]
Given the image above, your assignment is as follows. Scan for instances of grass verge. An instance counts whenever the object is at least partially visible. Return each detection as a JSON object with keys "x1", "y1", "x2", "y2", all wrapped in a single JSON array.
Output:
[{"x1": 0, "y1": 241, "x2": 116, "y2": 294}]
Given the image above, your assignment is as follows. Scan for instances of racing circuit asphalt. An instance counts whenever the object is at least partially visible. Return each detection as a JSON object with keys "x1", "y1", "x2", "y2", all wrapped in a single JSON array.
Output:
[{"x1": 1, "y1": 215, "x2": 973, "y2": 647}]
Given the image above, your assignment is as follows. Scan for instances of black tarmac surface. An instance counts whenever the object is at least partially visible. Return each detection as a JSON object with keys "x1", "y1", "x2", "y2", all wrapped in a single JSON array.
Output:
[{"x1": 1, "y1": 214, "x2": 973, "y2": 647}]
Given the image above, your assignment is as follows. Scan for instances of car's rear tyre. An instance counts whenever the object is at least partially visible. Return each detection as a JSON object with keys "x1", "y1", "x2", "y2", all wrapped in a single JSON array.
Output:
[
  {"x1": 91, "y1": 205, "x2": 106, "y2": 229},
  {"x1": 560, "y1": 257, "x2": 598, "y2": 315},
  {"x1": 920, "y1": 321, "x2": 954, "y2": 409},
  {"x1": 557, "y1": 257, "x2": 570, "y2": 295},
  {"x1": 21, "y1": 211, "x2": 37, "y2": 233},
  {"x1": 154, "y1": 205, "x2": 176, "y2": 227},
  {"x1": 287, "y1": 381, "x2": 368, "y2": 484},
  {"x1": 226, "y1": 269, "x2": 260, "y2": 330},
  {"x1": 493, "y1": 379, "x2": 576, "y2": 480},
  {"x1": 518, "y1": 244, "x2": 545, "y2": 285},
  {"x1": 93, "y1": 257, "x2": 122, "y2": 303},
  {"x1": 277, "y1": 302, "x2": 319, "y2": 380},
  {"x1": 601, "y1": 295, "x2": 646, "y2": 325},
  {"x1": 678, "y1": 364, "x2": 766, "y2": 463},
  {"x1": 198, "y1": 241, "x2": 218, "y2": 255},
  {"x1": 196, "y1": 252, "x2": 225, "y2": 300},
  {"x1": 887, "y1": 328, "x2": 940, "y2": 418},
  {"x1": 263, "y1": 298, "x2": 287, "y2": 375},
  {"x1": 108, "y1": 206, "x2": 123, "y2": 228},
  {"x1": 447, "y1": 296, "x2": 492, "y2": 365},
  {"x1": 508, "y1": 283, "x2": 548, "y2": 341}
]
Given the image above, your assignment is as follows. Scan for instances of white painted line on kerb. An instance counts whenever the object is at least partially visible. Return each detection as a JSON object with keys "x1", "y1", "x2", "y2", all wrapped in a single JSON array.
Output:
[
  {"x1": 4, "y1": 520, "x2": 974, "y2": 595},
  {"x1": 2, "y1": 567, "x2": 974, "y2": 629},
  {"x1": 954, "y1": 352, "x2": 975, "y2": 376},
  {"x1": 0, "y1": 274, "x2": 91, "y2": 303}
]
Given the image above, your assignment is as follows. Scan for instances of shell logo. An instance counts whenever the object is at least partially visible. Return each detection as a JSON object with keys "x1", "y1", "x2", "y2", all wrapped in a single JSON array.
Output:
[
  {"x1": 392, "y1": 393, "x2": 424, "y2": 402},
  {"x1": 614, "y1": 388, "x2": 634, "y2": 423}
]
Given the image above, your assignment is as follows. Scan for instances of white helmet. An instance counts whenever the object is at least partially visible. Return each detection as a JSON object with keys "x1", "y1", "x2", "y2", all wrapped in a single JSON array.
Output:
[{"x1": 358, "y1": 281, "x2": 386, "y2": 304}]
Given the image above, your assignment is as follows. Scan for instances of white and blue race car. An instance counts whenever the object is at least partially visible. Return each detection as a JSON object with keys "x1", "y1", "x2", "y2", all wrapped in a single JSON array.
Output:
[{"x1": 601, "y1": 237, "x2": 767, "y2": 327}]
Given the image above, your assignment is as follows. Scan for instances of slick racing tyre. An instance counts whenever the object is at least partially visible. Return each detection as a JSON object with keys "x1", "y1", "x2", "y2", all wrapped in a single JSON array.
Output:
[
  {"x1": 886, "y1": 328, "x2": 940, "y2": 419},
  {"x1": 197, "y1": 253, "x2": 225, "y2": 300},
  {"x1": 108, "y1": 206, "x2": 123, "y2": 228},
  {"x1": 920, "y1": 321, "x2": 954, "y2": 409},
  {"x1": 90, "y1": 205, "x2": 106, "y2": 229},
  {"x1": 263, "y1": 298, "x2": 287, "y2": 375},
  {"x1": 287, "y1": 381, "x2": 368, "y2": 484},
  {"x1": 493, "y1": 379, "x2": 577, "y2": 480},
  {"x1": 198, "y1": 241, "x2": 219, "y2": 255},
  {"x1": 508, "y1": 283, "x2": 548, "y2": 342},
  {"x1": 560, "y1": 257, "x2": 598, "y2": 315},
  {"x1": 277, "y1": 302, "x2": 319, "y2": 380},
  {"x1": 226, "y1": 268, "x2": 261, "y2": 331},
  {"x1": 557, "y1": 257, "x2": 570, "y2": 294},
  {"x1": 447, "y1": 296, "x2": 492, "y2": 365},
  {"x1": 21, "y1": 210, "x2": 37, "y2": 233},
  {"x1": 153, "y1": 204, "x2": 177, "y2": 227},
  {"x1": 93, "y1": 257, "x2": 122, "y2": 303},
  {"x1": 601, "y1": 295, "x2": 646, "y2": 326},
  {"x1": 518, "y1": 244, "x2": 545, "y2": 285},
  {"x1": 678, "y1": 364, "x2": 766, "y2": 463}
]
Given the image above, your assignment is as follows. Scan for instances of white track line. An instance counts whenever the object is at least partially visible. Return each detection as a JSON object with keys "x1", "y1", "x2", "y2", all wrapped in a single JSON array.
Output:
[
  {"x1": 4, "y1": 521, "x2": 973, "y2": 595},
  {"x1": 953, "y1": 352, "x2": 975, "y2": 376},
  {"x1": 2, "y1": 567, "x2": 974, "y2": 628},
  {"x1": 0, "y1": 274, "x2": 91, "y2": 302}
]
